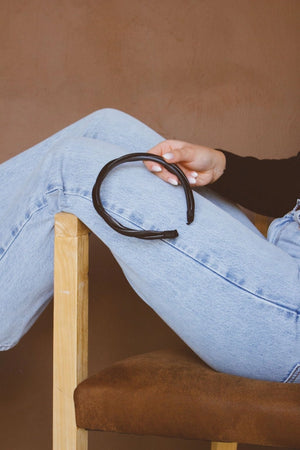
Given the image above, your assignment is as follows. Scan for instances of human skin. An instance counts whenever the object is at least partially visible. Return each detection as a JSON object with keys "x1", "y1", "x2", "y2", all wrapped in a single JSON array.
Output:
[{"x1": 145, "y1": 139, "x2": 226, "y2": 187}]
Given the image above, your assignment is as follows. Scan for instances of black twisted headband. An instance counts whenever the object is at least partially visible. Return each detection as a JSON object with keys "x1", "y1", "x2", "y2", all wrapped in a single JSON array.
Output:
[{"x1": 92, "y1": 152, "x2": 195, "y2": 239}]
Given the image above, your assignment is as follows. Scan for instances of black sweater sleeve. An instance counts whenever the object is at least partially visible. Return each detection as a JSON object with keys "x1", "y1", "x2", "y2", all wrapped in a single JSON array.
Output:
[{"x1": 211, "y1": 150, "x2": 300, "y2": 217}]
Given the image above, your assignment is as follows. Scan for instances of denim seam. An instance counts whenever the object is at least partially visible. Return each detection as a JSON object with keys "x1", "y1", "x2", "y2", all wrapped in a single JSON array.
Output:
[
  {"x1": 283, "y1": 364, "x2": 300, "y2": 383},
  {"x1": 162, "y1": 242, "x2": 299, "y2": 315},
  {"x1": 288, "y1": 366, "x2": 300, "y2": 383},
  {"x1": 0, "y1": 203, "x2": 48, "y2": 262},
  {"x1": 0, "y1": 186, "x2": 67, "y2": 262},
  {"x1": 100, "y1": 204, "x2": 299, "y2": 316},
  {"x1": 269, "y1": 219, "x2": 293, "y2": 246},
  {"x1": 3, "y1": 187, "x2": 298, "y2": 317},
  {"x1": 62, "y1": 190, "x2": 91, "y2": 201}
]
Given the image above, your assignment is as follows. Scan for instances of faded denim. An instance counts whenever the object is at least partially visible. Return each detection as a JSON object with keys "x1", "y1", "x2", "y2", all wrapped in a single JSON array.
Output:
[{"x1": 0, "y1": 108, "x2": 299, "y2": 383}]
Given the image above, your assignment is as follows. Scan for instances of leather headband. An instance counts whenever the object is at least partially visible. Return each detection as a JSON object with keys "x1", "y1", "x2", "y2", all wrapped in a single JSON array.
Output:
[{"x1": 92, "y1": 152, "x2": 195, "y2": 239}]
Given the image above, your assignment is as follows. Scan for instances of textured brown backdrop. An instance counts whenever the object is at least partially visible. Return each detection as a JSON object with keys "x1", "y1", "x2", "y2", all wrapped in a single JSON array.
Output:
[{"x1": 0, "y1": 1, "x2": 299, "y2": 449}]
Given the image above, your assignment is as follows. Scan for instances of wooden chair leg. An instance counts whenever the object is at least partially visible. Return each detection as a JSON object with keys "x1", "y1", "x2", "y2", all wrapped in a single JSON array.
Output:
[
  {"x1": 53, "y1": 213, "x2": 89, "y2": 450},
  {"x1": 211, "y1": 443, "x2": 238, "y2": 450}
]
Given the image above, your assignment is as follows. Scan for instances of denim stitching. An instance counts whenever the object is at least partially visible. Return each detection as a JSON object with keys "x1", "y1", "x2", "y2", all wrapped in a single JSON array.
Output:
[
  {"x1": 0, "y1": 186, "x2": 64, "y2": 262},
  {"x1": 100, "y1": 203, "x2": 300, "y2": 316},
  {"x1": 283, "y1": 364, "x2": 300, "y2": 383},
  {"x1": 289, "y1": 366, "x2": 300, "y2": 383},
  {"x1": 0, "y1": 203, "x2": 48, "y2": 262},
  {"x1": 2, "y1": 188, "x2": 299, "y2": 317},
  {"x1": 270, "y1": 220, "x2": 293, "y2": 246}
]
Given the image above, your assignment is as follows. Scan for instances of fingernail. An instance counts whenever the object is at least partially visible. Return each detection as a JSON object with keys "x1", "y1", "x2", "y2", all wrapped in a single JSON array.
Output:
[
  {"x1": 168, "y1": 178, "x2": 178, "y2": 186},
  {"x1": 151, "y1": 165, "x2": 162, "y2": 172},
  {"x1": 191, "y1": 171, "x2": 198, "y2": 178},
  {"x1": 164, "y1": 153, "x2": 174, "y2": 160},
  {"x1": 188, "y1": 177, "x2": 197, "y2": 184}
]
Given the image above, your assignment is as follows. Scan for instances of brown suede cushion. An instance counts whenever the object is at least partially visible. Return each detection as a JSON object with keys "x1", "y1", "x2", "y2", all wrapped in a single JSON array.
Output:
[{"x1": 74, "y1": 347, "x2": 300, "y2": 448}]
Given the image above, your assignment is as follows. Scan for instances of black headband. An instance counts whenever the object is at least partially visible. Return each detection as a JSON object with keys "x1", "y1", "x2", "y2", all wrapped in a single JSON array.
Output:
[{"x1": 92, "y1": 152, "x2": 195, "y2": 239}]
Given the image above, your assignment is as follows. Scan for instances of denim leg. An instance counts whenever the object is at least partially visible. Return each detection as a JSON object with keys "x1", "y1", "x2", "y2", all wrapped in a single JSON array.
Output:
[
  {"x1": 0, "y1": 108, "x2": 164, "y2": 181},
  {"x1": 0, "y1": 110, "x2": 299, "y2": 383},
  {"x1": 0, "y1": 108, "x2": 164, "y2": 349}
]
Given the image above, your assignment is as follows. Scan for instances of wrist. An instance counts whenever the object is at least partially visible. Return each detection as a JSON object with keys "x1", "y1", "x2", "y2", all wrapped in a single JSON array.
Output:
[{"x1": 213, "y1": 149, "x2": 226, "y2": 182}]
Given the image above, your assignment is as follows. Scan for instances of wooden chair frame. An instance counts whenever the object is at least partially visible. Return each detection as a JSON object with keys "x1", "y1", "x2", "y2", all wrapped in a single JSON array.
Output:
[
  {"x1": 53, "y1": 213, "x2": 89, "y2": 450},
  {"x1": 53, "y1": 211, "x2": 269, "y2": 450}
]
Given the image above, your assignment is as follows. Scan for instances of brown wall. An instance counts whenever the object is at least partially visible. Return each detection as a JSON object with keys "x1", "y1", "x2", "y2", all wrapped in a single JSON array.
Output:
[{"x1": 0, "y1": 1, "x2": 299, "y2": 449}]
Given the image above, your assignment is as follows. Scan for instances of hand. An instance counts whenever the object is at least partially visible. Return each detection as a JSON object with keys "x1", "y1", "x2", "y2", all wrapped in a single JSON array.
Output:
[{"x1": 144, "y1": 139, "x2": 226, "y2": 187}]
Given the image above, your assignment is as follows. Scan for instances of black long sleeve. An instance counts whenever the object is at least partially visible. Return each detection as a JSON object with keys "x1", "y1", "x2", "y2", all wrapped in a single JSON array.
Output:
[{"x1": 211, "y1": 150, "x2": 300, "y2": 217}]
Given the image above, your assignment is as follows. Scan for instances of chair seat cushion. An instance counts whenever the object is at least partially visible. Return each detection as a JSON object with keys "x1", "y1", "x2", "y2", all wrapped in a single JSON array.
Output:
[{"x1": 74, "y1": 347, "x2": 300, "y2": 447}]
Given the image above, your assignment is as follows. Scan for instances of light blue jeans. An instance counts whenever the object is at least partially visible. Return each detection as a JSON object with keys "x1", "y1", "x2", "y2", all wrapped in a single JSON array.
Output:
[{"x1": 1, "y1": 108, "x2": 299, "y2": 383}]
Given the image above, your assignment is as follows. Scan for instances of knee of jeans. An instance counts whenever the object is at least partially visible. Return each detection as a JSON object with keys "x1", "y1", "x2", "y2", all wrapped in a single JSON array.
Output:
[
  {"x1": 44, "y1": 137, "x2": 116, "y2": 196},
  {"x1": 36, "y1": 138, "x2": 82, "y2": 195},
  {"x1": 49, "y1": 136, "x2": 109, "y2": 169},
  {"x1": 47, "y1": 137, "x2": 89, "y2": 167},
  {"x1": 91, "y1": 107, "x2": 146, "y2": 135}
]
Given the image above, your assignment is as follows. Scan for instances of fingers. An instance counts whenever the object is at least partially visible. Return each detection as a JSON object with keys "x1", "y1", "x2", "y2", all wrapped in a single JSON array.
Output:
[
  {"x1": 146, "y1": 159, "x2": 199, "y2": 187},
  {"x1": 144, "y1": 140, "x2": 198, "y2": 186},
  {"x1": 144, "y1": 139, "x2": 224, "y2": 187},
  {"x1": 147, "y1": 162, "x2": 181, "y2": 186},
  {"x1": 143, "y1": 140, "x2": 177, "y2": 185},
  {"x1": 161, "y1": 145, "x2": 195, "y2": 165}
]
